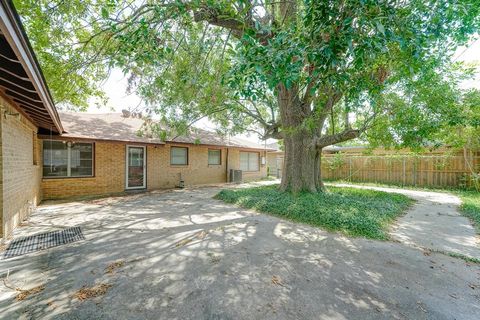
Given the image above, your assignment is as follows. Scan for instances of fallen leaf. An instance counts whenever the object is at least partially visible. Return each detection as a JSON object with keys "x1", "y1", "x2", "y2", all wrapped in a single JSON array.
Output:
[
  {"x1": 196, "y1": 230, "x2": 208, "y2": 240},
  {"x1": 175, "y1": 238, "x2": 193, "y2": 248},
  {"x1": 16, "y1": 285, "x2": 45, "y2": 301},
  {"x1": 105, "y1": 261, "x2": 125, "y2": 275},
  {"x1": 271, "y1": 275, "x2": 285, "y2": 287},
  {"x1": 73, "y1": 283, "x2": 112, "y2": 301},
  {"x1": 209, "y1": 254, "x2": 221, "y2": 264},
  {"x1": 175, "y1": 230, "x2": 208, "y2": 247},
  {"x1": 416, "y1": 301, "x2": 427, "y2": 313}
]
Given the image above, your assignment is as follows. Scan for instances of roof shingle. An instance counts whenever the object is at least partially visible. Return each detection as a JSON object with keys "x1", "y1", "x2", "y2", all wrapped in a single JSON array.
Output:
[{"x1": 58, "y1": 112, "x2": 270, "y2": 150}]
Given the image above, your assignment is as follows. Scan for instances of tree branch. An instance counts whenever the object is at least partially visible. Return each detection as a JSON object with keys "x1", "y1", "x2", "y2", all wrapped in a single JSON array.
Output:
[
  {"x1": 315, "y1": 89, "x2": 342, "y2": 131},
  {"x1": 315, "y1": 128, "x2": 361, "y2": 148},
  {"x1": 193, "y1": 7, "x2": 248, "y2": 38}
]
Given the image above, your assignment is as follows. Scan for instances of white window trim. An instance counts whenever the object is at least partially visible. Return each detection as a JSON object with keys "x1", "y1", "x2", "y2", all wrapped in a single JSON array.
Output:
[{"x1": 125, "y1": 145, "x2": 147, "y2": 190}]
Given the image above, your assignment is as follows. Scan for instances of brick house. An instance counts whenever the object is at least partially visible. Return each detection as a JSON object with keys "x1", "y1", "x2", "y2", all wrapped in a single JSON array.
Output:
[
  {"x1": 0, "y1": 2, "x2": 269, "y2": 239},
  {"x1": 40, "y1": 112, "x2": 271, "y2": 199}
]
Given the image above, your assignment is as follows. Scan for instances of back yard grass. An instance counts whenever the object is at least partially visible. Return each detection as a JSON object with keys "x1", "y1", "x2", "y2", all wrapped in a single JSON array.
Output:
[
  {"x1": 456, "y1": 190, "x2": 480, "y2": 232},
  {"x1": 215, "y1": 185, "x2": 413, "y2": 240},
  {"x1": 322, "y1": 180, "x2": 480, "y2": 233}
]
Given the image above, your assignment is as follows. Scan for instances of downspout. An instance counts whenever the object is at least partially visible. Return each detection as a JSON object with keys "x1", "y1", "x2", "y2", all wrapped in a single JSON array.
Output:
[{"x1": 225, "y1": 147, "x2": 229, "y2": 182}]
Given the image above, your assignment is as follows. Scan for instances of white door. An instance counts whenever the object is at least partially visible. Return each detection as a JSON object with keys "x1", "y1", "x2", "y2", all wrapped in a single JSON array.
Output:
[{"x1": 126, "y1": 146, "x2": 146, "y2": 189}]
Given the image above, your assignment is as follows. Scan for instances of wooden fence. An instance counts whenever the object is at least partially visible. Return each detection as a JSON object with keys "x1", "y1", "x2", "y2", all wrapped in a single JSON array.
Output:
[{"x1": 320, "y1": 152, "x2": 480, "y2": 189}]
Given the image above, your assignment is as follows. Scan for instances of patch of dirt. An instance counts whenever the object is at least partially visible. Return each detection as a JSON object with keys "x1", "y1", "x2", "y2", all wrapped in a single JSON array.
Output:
[
  {"x1": 15, "y1": 285, "x2": 45, "y2": 301},
  {"x1": 73, "y1": 283, "x2": 112, "y2": 301},
  {"x1": 105, "y1": 261, "x2": 125, "y2": 275}
]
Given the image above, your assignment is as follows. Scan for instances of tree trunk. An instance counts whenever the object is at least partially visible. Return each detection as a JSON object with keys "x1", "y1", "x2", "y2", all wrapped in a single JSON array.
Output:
[
  {"x1": 280, "y1": 131, "x2": 318, "y2": 192},
  {"x1": 277, "y1": 84, "x2": 321, "y2": 193},
  {"x1": 314, "y1": 148, "x2": 325, "y2": 191}
]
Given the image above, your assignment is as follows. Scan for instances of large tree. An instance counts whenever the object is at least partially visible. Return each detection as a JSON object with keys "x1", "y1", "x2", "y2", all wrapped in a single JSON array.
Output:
[{"x1": 15, "y1": 0, "x2": 480, "y2": 192}]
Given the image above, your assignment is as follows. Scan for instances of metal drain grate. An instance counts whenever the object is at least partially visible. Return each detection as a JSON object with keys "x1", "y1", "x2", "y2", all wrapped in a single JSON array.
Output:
[{"x1": 3, "y1": 227, "x2": 85, "y2": 259}]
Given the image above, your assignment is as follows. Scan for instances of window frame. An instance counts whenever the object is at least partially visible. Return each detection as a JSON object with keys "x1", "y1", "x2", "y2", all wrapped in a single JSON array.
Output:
[
  {"x1": 32, "y1": 132, "x2": 38, "y2": 166},
  {"x1": 239, "y1": 151, "x2": 260, "y2": 172},
  {"x1": 42, "y1": 140, "x2": 95, "y2": 179},
  {"x1": 170, "y1": 146, "x2": 189, "y2": 166},
  {"x1": 207, "y1": 148, "x2": 222, "y2": 165}
]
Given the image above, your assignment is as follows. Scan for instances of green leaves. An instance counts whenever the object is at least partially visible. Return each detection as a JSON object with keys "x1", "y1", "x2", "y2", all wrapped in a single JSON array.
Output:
[
  {"x1": 101, "y1": 7, "x2": 109, "y2": 19},
  {"x1": 14, "y1": 0, "x2": 110, "y2": 109},
  {"x1": 376, "y1": 21, "x2": 385, "y2": 36},
  {"x1": 13, "y1": 0, "x2": 480, "y2": 148}
]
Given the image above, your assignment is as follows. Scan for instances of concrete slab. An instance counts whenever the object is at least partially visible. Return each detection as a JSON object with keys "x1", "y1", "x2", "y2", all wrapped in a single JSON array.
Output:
[{"x1": 0, "y1": 185, "x2": 479, "y2": 319}]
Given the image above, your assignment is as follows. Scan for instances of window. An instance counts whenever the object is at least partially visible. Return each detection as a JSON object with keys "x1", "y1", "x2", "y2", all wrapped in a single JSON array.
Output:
[
  {"x1": 170, "y1": 146, "x2": 188, "y2": 165},
  {"x1": 128, "y1": 147, "x2": 144, "y2": 166},
  {"x1": 239, "y1": 152, "x2": 259, "y2": 171},
  {"x1": 43, "y1": 140, "x2": 93, "y2": 178},
  {"x1": 208, "y1": 149, "x2": 221, "y2": 165},
  {"x1": 70, "y1": 143, "x2": 94, "y2": 176}
]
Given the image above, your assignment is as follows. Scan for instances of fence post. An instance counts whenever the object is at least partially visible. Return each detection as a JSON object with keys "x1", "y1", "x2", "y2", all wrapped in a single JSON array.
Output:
[
  {"x1": 403, "y1": 157, "x2": 406, "y2": 186},
  {"x1": 413, "y1": 158, "x2": 417, "y2": 186},
  {"x1": 349, "y1": 158, "x2": 353, "y2": 182}
]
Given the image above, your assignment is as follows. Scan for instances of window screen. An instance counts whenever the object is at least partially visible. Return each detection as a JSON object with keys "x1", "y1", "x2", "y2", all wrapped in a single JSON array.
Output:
[
  {"x1": 171, "y1": 147, "x2": 188, "y2": 165},
  {"x1": 43, "y1": 141, "x2": 68, "y2": 177},
  {"x1": 239, "y1": 152, "x2": 259, "y2": 171},
  {"x1": 208, "y1": 149, "x2": 221, "y2": 165}
]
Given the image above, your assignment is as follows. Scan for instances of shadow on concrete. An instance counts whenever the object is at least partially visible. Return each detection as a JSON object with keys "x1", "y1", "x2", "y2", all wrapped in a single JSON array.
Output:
[{"x1": 0, "y1": 187, "x2": 479, "y2": 319}]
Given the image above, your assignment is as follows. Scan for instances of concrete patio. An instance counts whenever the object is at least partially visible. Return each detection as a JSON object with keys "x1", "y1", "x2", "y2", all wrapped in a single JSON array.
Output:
[{"x1": 0, "y1": 185, "x2": 479, "y2": 319}]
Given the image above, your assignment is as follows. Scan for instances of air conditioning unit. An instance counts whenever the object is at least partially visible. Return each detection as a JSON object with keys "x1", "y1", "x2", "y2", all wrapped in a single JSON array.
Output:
[{"x1": 229, "y1": 169, "x2": 243, "y2": 183}]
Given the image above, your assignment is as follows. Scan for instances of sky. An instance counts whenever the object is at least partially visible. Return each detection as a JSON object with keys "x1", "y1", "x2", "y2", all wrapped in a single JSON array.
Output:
[{"x1": 88, "y1": 39, "x2": 480, "y2": 144}]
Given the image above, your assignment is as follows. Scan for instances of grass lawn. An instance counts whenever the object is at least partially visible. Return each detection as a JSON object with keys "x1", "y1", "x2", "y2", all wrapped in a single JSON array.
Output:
[
  {"x1": 215, "y1": 185, "x2": 413, "y2": 240},
  {"x1": 457, "y1": 191, "x2": 480, "y2": 232},
  {"x1": 323, "y1": 180, "x2": 480, "y2": 233}
]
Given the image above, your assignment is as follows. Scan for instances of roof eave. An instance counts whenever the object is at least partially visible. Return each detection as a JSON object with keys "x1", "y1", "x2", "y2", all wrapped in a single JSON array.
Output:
[
  {"x1": 0, "y1": 1, "x2": 63, "y2": 133},
  {"x1": 38, "y1": 134, "x2": 166, "y2": 146}
]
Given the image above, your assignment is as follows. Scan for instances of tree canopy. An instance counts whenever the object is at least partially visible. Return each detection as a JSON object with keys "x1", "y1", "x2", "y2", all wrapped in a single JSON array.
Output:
[{"x1": 15, "y1": 0, "x2": 480, "y2": 191}]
